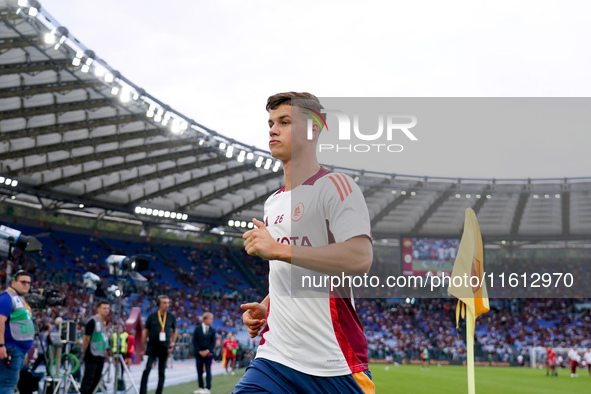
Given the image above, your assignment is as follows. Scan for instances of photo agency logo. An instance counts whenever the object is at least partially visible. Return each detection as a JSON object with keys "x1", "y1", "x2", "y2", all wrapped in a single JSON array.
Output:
[{"x1": 305, "y1": 106, "x2": 418, "y2": 153}]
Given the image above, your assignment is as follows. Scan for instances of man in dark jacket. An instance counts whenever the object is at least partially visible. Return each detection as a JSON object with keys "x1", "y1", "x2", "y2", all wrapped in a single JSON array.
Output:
[{"x1": 193, "y1": 313, "x2": 215, "y2": 394}]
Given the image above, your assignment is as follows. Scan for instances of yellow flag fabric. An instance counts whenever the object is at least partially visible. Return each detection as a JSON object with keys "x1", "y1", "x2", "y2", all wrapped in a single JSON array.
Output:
[{"x1": 448, "y1": 208, "x2": 489, "y2": 394}]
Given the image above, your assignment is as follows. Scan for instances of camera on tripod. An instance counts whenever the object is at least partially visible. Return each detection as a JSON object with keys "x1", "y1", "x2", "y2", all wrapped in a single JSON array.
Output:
[
  {"x1": 59, "y1": 320, "x2": 78, "y2": 344},
  {"x1": 24, "y1": 289, "x2": 66, "y2": 310}
]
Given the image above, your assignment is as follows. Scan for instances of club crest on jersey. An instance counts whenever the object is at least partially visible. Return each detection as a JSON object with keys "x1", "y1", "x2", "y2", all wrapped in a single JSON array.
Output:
[{"x1": 291, "y1": 203, "x2": 305, "y2": 222}]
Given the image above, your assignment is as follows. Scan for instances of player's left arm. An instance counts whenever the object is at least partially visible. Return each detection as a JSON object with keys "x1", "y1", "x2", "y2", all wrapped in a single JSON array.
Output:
[{"x1": 244, "y1": 226, "x2": 371, "y2": 276}]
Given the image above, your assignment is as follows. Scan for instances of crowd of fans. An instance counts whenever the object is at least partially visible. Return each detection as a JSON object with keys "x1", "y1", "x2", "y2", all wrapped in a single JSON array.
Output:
[
  {"x1": 1, "y1": 223, "x2": 590, "y2": 368},
  {"x1": 361, "y1": 297, "x2": 591, "y2": 364}
]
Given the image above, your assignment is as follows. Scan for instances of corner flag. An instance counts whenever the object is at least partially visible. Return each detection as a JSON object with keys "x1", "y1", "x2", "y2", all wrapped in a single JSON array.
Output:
[{"x1": 448, "y1": 208, "x2": 489, "y2": 394}]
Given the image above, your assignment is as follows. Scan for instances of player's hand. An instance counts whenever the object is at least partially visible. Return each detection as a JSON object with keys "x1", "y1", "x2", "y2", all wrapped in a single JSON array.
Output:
[
  {"x1": 241, "y1": 302, "x2": 267, "y2": 338},
  {"x1": 243, "y1": 219, "x2": 283, "y2": 261},
  {"x1": 140, "y1": 350, "x2": 145, "y2": 358},
  {"x1": 0, "y1": 347, "x2": 7, "y2": 359}
]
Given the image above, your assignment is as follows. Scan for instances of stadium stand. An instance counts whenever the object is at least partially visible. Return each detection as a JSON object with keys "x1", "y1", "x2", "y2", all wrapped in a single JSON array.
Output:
[
  {"x1": 1, "y1": 4, "x2": 590, "y2": 394},
  {"x1": 2, "y1": 220, "x2": 590, "y2": 370}
]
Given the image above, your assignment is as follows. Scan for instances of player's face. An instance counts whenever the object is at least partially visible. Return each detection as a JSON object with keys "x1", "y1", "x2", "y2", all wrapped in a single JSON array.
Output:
[
  {"x1": 11, "y1": 275, "x2": 31, "y2": 294},
  {"x1": 268, "y1": 104, "x2": 308, "y2": 162},
  {"x1": 268, "y1": 104, "x2": 292, "y2": 161}
]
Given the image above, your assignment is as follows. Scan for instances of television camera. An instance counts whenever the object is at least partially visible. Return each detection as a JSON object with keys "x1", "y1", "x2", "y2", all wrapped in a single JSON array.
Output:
[{"x1": 24, "y1": 288, "x2": 66, "y2": 310}]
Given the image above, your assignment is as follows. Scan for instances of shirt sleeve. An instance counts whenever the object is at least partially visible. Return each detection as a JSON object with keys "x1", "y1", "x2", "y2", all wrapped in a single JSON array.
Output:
[
  {"x1": 322, "y1": 173, "x2": 372, "y2": 244},
  {"x1": 145, "y1": 313, "x2": 154, "y2": 331},
  {"x1": 85, "y1": 318, "x2": 95, "y2": 336},
  {"x1": 0, "y1": 293, "x2": 12, "y2": 319},
  {"x1": 170, "y1": 314, "x2": 176, "y2": 330}
]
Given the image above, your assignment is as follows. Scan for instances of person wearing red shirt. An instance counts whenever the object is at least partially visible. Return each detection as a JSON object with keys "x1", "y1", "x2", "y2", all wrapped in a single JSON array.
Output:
[
  {"x1": 223, "y1": 334, "x2": 239, "y2": 375},
  {"x1": 125, "y1": 333, "x2": 135, "y2": 366},
  {"x1": 546, "y1": 347, "x2": 557, "y2": 377}
]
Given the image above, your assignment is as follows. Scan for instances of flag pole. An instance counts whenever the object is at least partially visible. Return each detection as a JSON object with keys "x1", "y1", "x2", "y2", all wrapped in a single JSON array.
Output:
[
  {"x1": 466, "y1": 306, "x2": 475, "y2": 394},
  {"x1": 448, "y1": 208, "x2": 489, "y2": 394}
]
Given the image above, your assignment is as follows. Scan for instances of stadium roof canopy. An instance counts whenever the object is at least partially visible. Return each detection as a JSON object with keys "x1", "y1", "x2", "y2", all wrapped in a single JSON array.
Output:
[{"x1": 1, "y1": 0, "x2": 591, "y2": 244}]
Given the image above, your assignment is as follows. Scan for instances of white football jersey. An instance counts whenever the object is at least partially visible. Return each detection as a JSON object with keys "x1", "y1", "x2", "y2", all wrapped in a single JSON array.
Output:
[{"x1": 255, "y1": 167, "x2": 372, "y2": 376}]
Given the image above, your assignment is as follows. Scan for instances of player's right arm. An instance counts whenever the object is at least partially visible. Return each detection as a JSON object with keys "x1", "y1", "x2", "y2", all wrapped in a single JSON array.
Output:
[
  {"x1": 244, "y1": 219, "x2": 372, "y2": 276},
  {"x1": 240, "y1": 295, "x2": 269, "y2": 338}
]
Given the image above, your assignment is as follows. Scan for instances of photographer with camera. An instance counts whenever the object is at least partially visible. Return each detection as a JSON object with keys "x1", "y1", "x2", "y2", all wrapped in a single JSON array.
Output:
[
  {"x1": 80, "y1": 301, "x2": 110, "y2": 394},
  {"x1": 0, "y1": 270, "x2": 35, "y2": 394}
]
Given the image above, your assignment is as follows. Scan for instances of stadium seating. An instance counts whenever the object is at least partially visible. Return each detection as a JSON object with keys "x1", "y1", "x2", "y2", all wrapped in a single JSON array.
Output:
[{"x1": 2, "y1": 221, "x2": 590, "y2": 365}]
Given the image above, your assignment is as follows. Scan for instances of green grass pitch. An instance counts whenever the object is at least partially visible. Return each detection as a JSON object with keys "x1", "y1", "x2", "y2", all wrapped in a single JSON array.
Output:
[{"x1": 150, "y1": 364, "x2": 590, "y2": 393}]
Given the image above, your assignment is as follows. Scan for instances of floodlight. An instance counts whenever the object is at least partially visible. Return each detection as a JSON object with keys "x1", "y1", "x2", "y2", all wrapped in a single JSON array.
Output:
[
  {"x1": 0, "y1": 225, "x2": 42, "y2": 258},
  {"x1": 106, "y1": 254, "x2": 151, "y2": 281},
  {"x1": 107, "y1": 284, "x2": 122, "y2": 298},
  {"x1": 82, "y1": 271, "x2": 101, "y2": 291},
  {"x1": 171, "y1": 119, "x2": 181, "y2": 134},
  {"x1": 51, "y1": 26, "x2": 69, "y2": 49},
  {"x1": 44, "y1": 33, "x2": 55, "y2": 44},
  {"x1": 28, "y1": 0, "x2": 40, "y2": 14}
]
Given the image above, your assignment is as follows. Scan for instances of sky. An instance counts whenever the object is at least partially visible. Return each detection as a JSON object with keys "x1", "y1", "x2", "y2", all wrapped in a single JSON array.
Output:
[{"x1": 38, "y1": 0, "x2": 591, "y2": 179}]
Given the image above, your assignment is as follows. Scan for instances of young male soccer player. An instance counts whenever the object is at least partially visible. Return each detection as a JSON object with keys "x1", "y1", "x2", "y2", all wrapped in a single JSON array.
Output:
[{"x1": 235, "y1": 92, "x2": 374, "y2": 393}]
